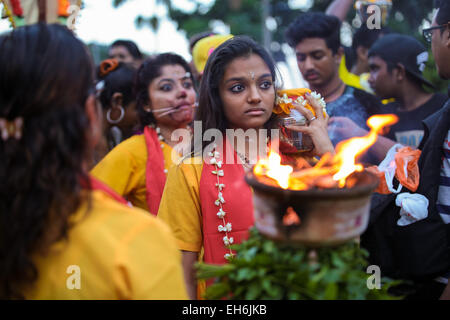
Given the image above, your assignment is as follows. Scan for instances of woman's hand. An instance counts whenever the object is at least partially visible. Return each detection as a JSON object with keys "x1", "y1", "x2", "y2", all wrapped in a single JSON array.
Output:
[{"x1": 285, "y1": 92, "x2": 335, "y2": 157}]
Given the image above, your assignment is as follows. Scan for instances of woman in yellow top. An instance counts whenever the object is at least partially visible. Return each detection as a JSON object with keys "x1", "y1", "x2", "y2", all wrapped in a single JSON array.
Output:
[
  {"x1": 91, "y1": 53, "x2": 197, "y2": 215},
  {"x1": 0, "y1": 24, "x2": 186, "y2": 300},
  {"x1": 157, "y1": 36, "x2": 334, "y2": 299}
]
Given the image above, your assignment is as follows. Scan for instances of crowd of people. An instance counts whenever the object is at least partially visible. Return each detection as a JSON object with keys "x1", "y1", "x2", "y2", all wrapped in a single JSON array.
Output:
[{"x1": 0, "y1": 0, "x2": 449, "y2": 300}]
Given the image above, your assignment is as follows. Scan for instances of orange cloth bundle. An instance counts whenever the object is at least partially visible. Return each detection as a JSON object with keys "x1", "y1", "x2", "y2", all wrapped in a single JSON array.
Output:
[
  {"x1": 58, "y1": 0, "x2": 71, "y2": 17},
  {"x1": 366, "y1": 146, "x2": 421, "y2": 194}
]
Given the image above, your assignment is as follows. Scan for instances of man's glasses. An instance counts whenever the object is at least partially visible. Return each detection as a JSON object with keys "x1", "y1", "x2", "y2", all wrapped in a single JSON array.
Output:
[{"x1": 423, "y1": 24, "x2": 448, "y2": 43}]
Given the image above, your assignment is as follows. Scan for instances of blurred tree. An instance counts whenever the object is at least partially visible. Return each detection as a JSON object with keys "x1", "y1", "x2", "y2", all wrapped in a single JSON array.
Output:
[
  {"x1": 112, "y1": 0, "x2": 445, "y2": 90},
  {"x1": 111, "y1": 0, "x2": 435, "y2": 45},
  {"x1": 112, "y1": 0, "x2": 310, "y2": 62}
]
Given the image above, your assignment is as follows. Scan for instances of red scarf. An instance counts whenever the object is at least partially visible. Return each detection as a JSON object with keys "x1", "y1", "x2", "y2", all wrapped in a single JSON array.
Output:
[
  {"x1": 199, "y1": 139, "x2": 254, "y2": 266},
  {"x1": 81, "y1": 175, "x2": 130, "y2": 206},
  {"x1": 143, "y1": 126, "x2": 167, "y2": 215}
]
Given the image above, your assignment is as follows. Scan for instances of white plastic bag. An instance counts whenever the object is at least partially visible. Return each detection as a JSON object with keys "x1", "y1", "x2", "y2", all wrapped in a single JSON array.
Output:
[
  {"x1": 395, "y1": 192, "x2": 429, "y2": 226},
  {"x1": 377, "y1": 144, "x2": 406, "y2": 194}
]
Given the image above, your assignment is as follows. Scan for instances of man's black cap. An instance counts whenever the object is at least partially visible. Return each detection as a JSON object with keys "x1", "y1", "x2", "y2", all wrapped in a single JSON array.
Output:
[{"x1": 368, "y1": 33, "x2": 434, "y2": 88}]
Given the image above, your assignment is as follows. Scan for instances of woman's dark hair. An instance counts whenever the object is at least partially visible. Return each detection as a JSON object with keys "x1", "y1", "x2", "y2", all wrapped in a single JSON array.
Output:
[
  {"x1": 96, "y1": 62, "x2": 137, "y2": 110},
  {"x1": 0, "y1": 23, "x2": 94, "y2": 299},
  {"x1": 194, "y1": 36, "x2": 279, "y2": 152},
  {"x1": 435, "y1": 0, "x2": 450, "y2": 25},
  {"x1": 285, "y1": 12, "x2": 341, "y2": 54},
  {"x1": 110, "y1": 39, "x2": 142, "y2": 59},
  {"x1": 135, "y1": 52, "x2": 195, "y2": 128}
]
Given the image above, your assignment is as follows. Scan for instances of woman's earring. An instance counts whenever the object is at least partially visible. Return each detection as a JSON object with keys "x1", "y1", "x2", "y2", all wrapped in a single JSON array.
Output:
[{"x1": 106, "y1": 106, "x2": 125, "y2": 124}]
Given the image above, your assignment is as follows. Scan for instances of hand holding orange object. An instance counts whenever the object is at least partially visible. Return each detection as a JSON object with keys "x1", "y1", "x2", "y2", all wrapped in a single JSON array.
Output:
[
  {"x1": 285, "y1": 92, "x2": 335, "y2": 157},
  {"x1": 274, "y1": 88, "x2": 328, "y2": 118}
]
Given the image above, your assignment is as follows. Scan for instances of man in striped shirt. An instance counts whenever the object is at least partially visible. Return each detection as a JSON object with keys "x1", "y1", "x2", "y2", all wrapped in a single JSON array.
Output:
[
  {"x1": 420, "y1": 0, "x2": 450, "y2": 299},
  {"x1": 361, "y1": 0, "x2": 450, "y2": 300}
]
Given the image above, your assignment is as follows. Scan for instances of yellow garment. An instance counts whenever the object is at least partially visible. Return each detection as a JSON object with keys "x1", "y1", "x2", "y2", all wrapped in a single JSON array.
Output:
[
  {"x1": 158, "y1": 159, "x2": 204, "y2": 252},
  {"x1": 157, "y1": 159, "x2": 206, "y2": 298},
  {"x1": 91, "y1": 134, "x2": 177, "y2": 213},
  {"x1": 25, "y1": 189, "x2": 188, "y2": 299},
  {"x1": 339, "y1": 55, "x2": 373, "y2": 93},
  {"x1": 192, "y1": 34, "x2": 233, "y2": 74}
]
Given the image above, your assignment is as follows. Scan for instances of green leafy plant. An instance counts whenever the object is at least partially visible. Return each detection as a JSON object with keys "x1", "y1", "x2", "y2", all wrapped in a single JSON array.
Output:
[{"x1": 196, "y1": 228, "x2": 403, "y2": 300}]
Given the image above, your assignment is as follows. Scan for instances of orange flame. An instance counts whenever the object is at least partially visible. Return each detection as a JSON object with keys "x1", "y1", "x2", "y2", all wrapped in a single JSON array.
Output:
[
  {"x1": 254, "y1": 149, "x2": 293, "y2": 189},
  {"x1": 332, "y1": 114, "x2": 398, "y2": 186},
  {"x1": 253, "y1": 114, "x2": 398, "y2": 190}
]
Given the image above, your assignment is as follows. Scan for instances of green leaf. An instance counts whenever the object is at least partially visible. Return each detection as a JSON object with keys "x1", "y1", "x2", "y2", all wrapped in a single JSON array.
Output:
[
  {"x1": 324, "y1": 282, "x2": 338, "y2": 300},
  {"x1": 196, "y1": 262, "x2": 235, "y2": 279},
  {"x1": 245, "y1": 282, "x2": 261, "y2": 300},
  {"x1": 204, "y1": 283, "x2": 231, "y2": 300}
]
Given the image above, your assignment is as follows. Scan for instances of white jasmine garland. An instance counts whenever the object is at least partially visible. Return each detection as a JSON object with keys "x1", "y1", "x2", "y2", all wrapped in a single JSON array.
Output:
[
  {"x1": 224, "y1": 253, "x2": 234, "y2": 260},
  {"x1": 215, "y1": 183, "x2": 225, "y2": 191},
  {"x1": 217, "y1": 208, "x2": 226, "y2": 219},
  {"x1": 210, "y1": 147, "x2": 235, "y2": 260},
  {"x1": 223, "y1": 236, "x2": 234, "y2": 246},
  {"x1": 276, "y1": 91, "x2": 327, "y2": 113},
  {"x1": 217, "y1": 223, "x2": 232, "y2": 232},
  {"x1": 310, "y1": 91, "x2": 327, "y2": 109}
]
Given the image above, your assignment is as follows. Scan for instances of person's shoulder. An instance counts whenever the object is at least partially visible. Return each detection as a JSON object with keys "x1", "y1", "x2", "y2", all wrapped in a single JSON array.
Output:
[
  {"x1": 350, "y1": 86, "x2": 378, "y2": 100},
  {"x1": 430, "y1": 92, "x2": 449, "y2": 107},
  {"x1": 117, "y1": 134, "x2": 146, "y2": 150},
  {"x1": 87, "y1": 190, "x2": 180, "y2": 244},
  {"x1": 110, "y1": 134, "x2": 147, "y2": 160},
  {"x1": 169, "y1": 155, "x2": 204, "y2": 181},
  {"x1": 424, "y1": 97, "x2": 450, "y2": 126},
  {"x1": 420, "y1": 98, "x2": 450, "y2": 149},
  {"x1": 87, "y1": 189, "x2": 151, "y2": 223},
  {"x1": 349, "y1": 85, "x2": 384, "y2": 114}
]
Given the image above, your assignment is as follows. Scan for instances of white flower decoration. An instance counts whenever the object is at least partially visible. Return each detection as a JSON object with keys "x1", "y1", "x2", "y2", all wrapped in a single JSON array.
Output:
[
  {"x1": 217, "y1": 192, "x2": 225, "y2": 204},
  {"x1": 310, "y1": 91, "x2": 327, "y2": 109},
  {"x1": 212, "y1": 170, "x2": 224, "y2": 176},
  {"x1": 224, "y1": 253, "x2": 233, "y2": 260},
  {"x1": 217, "y1": 208, "x2": 226, "y2": 219},
  {"x1": 215, "y1": 183, "x2": 225, "y2": 191},
  {"x1": 295, "y1": 96, "x2": 307, "y2": 106},
  {"x1": 223, "y1": 236, "x2": 234, "y2": 246}
]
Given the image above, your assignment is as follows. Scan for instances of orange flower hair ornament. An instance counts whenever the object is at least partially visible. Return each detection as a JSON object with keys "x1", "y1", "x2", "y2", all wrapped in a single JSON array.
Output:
[
  {"x1": 99, "y1": 59, "x2": 119, "y2": 77},
  {"x1": 0, "y1": 117, "x2": 23, "y2": 141}
]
